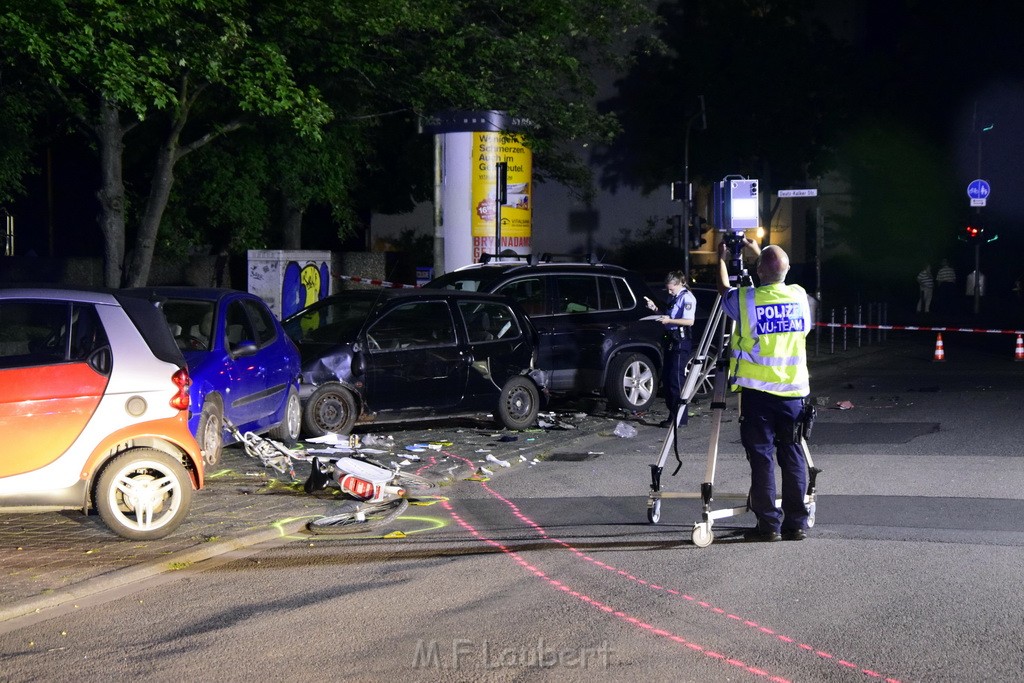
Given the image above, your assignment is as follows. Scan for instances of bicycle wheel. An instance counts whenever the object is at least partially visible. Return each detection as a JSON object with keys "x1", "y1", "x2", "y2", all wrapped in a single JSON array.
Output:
[
  {"x1": 306, "y1": 498, "x2": 409, "y2": 535},
  {"x1": 395, "y1": 471, "x2": 437, "y2": 494}
]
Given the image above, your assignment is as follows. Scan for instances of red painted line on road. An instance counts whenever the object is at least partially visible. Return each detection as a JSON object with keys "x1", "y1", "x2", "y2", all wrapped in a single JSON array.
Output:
[
  {"x1": 442, "y1": 448, "x2": 903, "y2": 683},
  {"x1": 439, "y1": 498, "x2": 788, "y2": 682}
]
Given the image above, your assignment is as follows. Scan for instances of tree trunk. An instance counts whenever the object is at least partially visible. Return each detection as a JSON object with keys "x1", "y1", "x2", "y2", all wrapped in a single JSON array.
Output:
[
  {"x1": 280, "y1": 194, "x2": 304, "y2": 249},
  {"x1": 95, "y1": 99, "x2": 127, "y2": 288},
  {"x1": 125, "y1": 135, "x2": 178, "y2": 287}
]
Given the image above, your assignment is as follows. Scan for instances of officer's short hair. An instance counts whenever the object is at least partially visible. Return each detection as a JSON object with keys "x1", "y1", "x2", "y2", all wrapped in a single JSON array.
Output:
[{"x1": 757, "y1": 246, "x2": 789, "y2": 284}]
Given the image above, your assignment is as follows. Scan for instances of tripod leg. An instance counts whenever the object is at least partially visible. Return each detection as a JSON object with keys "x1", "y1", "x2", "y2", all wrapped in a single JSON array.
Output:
[
  {"x1": 801, "y1": 437, "x2": 822, "y2": 528},
  {"x1": 651, "y1": 304, "x2": 726, "y2": 473}
]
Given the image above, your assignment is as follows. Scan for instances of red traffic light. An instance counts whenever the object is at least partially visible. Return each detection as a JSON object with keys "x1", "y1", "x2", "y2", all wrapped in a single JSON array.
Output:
[{"x1": 965, "y1": 225, "x2": 982, "y2": 239}]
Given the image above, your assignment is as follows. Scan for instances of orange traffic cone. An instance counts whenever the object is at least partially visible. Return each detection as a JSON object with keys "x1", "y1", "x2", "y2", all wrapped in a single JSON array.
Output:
[
  {"x1": 932, "y1": 333, "x2": 945, "y2": 362},
  {"x1": 1014, "y1": 335, "x2": 1024, "y2": 361}
]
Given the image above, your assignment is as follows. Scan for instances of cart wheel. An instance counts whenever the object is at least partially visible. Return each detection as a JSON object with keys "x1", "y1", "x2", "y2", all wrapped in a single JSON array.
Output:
[
  {"x1": 691, "y1": 523, "x2": 714, "y2": 548},
  {"x1": 647, "y1": 499, "x2": 662, "y2": 524},
  {"x1": 806, "y1": 500, "x2": 816, "y2": 528}
]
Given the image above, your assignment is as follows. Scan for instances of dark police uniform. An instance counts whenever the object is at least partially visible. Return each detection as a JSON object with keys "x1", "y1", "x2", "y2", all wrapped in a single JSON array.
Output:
[{"x1": 662, "y1": 286, "x2": 696, "y2": 426}]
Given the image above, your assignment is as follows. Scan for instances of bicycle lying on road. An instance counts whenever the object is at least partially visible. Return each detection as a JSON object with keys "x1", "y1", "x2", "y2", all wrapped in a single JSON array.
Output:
[
  {"x1": 301, "y1": 452, "x2": 436, "y2": 534},
  {"x1": 224, "y1": 422, "x2": 437, "y2": 534}
]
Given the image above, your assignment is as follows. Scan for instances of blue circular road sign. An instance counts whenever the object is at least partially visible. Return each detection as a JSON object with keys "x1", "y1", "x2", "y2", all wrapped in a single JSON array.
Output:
[{"x1": 967, "y1": 179, "x2": 991, "y2": 200}]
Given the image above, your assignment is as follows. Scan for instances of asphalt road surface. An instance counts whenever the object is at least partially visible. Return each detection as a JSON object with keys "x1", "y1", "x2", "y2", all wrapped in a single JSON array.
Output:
[{"x1": 1, "y1": 333, "x2": 1022, "y2": 682}]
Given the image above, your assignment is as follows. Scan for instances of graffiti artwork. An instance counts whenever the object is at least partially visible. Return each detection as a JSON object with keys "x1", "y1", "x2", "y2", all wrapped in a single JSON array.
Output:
[{"x1": 282, "y1": 260, "x2": 330, "y2": 318}]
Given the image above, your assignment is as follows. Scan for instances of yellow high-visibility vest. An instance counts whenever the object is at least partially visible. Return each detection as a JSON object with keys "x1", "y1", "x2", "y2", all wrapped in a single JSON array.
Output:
[{"x1": 729, "y1": 283, "x2": 811, "y2": 397}]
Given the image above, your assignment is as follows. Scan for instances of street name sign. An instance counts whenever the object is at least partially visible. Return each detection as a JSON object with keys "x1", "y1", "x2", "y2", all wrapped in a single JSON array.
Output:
[{"x1": 777, "y1": 189, "x2": 818, "y2": 197}]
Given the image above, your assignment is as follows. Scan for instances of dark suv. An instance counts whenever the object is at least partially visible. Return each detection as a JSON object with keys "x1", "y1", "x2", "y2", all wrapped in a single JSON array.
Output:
[{"x1": 425, "y1": 256, "x2": 667, "y2": 412}]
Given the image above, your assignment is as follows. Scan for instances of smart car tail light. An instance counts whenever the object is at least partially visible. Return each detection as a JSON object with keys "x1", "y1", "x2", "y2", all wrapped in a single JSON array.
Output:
[{"x1": 170, "y1": 368, "x2": 191, "y2": 410}]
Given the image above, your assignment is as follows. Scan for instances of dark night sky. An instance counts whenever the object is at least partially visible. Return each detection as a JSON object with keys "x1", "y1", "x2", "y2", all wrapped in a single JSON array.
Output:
[
  {"x1": 860, "y1": 1, "x2": 1024, "y2": 222},
  {"x1": 8, "y1": 1, "x2": 1024, "y2": 273}
]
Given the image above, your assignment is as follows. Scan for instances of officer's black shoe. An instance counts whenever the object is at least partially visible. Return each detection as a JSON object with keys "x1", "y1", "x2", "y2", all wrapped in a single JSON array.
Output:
[
  {"x1": 743, "y1": 528, "x2": 782, "y2": 543},
  {"x1": 782, "y1": 528, "x2": 807, "y2": 541}
]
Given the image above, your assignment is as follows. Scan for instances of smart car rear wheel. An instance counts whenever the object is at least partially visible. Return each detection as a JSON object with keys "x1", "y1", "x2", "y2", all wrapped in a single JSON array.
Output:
[
  {"x1": 196, "y1": 396, "x2": 224, "y2": 467},
  {"x1": 303, "y1": 384, "x2": 357, "y2": 437},
  {"x1": 606, "y1": 352, "x2": 658, "y2": 411},
  {"x1": 95, "y1": 448, "x2": 193, "y2": 540},
  {"x1": 269, "y1": 386, "x2": 302, "y2": 442},
  {"x1": 497, "y1": 376, "x2": 539, "y2": 430}
]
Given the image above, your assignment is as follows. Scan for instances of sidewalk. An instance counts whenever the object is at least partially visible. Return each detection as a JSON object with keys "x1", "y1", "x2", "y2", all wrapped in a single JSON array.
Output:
[
  {"x1": 0, "y1": 412, "x2": 618, "y2": 624},
  {"x1": 0, "y1": 448, "x2": 331, "y2": 623}
]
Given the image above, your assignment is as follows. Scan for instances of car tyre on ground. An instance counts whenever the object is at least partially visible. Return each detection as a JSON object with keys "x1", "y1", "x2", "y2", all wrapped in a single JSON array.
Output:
[
  {"x1": 605, "y1": 351, "x2": 658, "y2": 412},
  {"x1": 95, "y1": 448, "x2": 194, "y2": 541},
  {"x1": 196, "y1": 394, "x2": 224, "y2": 466},
  {"x1": 497, "y1": 376, "x2": 540, "y2": 430},
  {"x1": 303, "y1": 383, "x2": 358, "y2": 437},
  {"x1": 269, "y1": 386, "x2": 302, "y2": 443}
]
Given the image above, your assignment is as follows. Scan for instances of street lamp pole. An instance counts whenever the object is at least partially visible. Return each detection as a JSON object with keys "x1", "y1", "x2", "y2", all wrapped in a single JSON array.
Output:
[
  {"x1": 682, "y1": 95, "x2": 707, "y2": 278},
  {"x1": 971, "y1": 102, "x2": 992, "y2": 315}
]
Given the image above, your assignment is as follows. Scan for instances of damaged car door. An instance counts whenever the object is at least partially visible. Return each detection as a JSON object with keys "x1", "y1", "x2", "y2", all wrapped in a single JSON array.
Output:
[{"x1": 361, "y1": 299, "x2": 466, "y2": 417}]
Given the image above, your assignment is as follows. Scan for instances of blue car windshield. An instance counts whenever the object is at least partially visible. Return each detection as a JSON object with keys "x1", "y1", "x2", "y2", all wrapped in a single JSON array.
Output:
[{"x1": 161, "y1": 300, "x2": 216, "y2": 352}]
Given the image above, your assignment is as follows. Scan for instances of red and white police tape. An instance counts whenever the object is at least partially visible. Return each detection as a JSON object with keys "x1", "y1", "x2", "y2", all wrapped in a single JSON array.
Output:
[
  {"x1": 333, "y1": 273, "x2": 419, "y2": 289},
  {"x1": 327, "y1": 278, "x2": 1024, "y2": 337},
  {"x1": 816, "y1": 322, "x2": 1024, "y2": 336}
]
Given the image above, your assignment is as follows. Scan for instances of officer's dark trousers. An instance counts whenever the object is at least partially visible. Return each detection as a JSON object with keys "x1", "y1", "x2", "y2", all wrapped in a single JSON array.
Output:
[
  {"x1": 739, "y1": 388, "x2": 809, "y2": 533},
  {"x1": 664, "y1": 339, "x2": 693, "y2": 422}
]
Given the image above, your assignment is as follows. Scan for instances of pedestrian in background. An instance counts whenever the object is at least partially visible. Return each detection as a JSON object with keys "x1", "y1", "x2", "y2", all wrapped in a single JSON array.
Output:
[
  {"x1": 966, "y1": 269, "x2": 985, "y2": 297},
  {"x1": 935, "y1": 259, "x2": 956, "y2": 314},
  {"x1": 717, "y1": 239, "x2": 813, "y2": 542},
  {"x1": 645, "y1": 270, "x2": 696, "y2": 428},
  {"x1": 916, "y1": 264, "x2": 934, "y2": 313}
]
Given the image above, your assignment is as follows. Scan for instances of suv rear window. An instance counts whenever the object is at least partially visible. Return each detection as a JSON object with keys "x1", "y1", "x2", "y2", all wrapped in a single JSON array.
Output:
[
  {"x1": 493, "y1": 277, "x2": 548, "y2": 316},
  {"x1": 491, "y1": 274, "x2": 637, "y2": 316}
]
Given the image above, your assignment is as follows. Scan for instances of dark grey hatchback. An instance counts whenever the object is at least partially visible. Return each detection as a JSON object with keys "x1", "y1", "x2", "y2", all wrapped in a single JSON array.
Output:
[{"x1": 282, "y1": 289, "x2": 546, "y2": 436}]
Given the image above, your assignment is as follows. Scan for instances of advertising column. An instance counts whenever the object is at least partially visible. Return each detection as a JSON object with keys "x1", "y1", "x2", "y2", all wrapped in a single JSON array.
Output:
[
  {"x1": 471, "y1": 132, "x2": 532, "y2": 262},
  {"x1": 423, "y1": 111, "x2": 533, "y2": 273}
]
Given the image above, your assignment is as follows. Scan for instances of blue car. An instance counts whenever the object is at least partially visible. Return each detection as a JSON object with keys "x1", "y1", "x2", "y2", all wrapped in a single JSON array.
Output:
[{"x1": 129, "y1": 288, "x2": 302, "y2": 465}]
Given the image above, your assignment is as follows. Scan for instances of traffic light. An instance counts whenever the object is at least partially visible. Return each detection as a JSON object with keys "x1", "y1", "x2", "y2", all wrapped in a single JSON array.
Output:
[
  {"x1": 688, "y1": 213, "x2": 710, "y2": 250},
  {"x1": 666, "y1": 214, "x2": 683, "y2": 236},
  {"x1": 960, "y1": 224, "x2": 1000, "y2": 244}
]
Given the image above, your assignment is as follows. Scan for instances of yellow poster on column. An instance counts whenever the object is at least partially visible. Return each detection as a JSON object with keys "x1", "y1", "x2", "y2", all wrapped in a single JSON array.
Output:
[{"x1": 471, "y1": 132, "x2": 532, "y2": 261}]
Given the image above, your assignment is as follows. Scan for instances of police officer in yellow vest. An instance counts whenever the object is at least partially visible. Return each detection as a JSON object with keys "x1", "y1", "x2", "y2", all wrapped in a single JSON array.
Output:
[{"x1": 717, "y1": 238, "x2": 813, "y2": 542}]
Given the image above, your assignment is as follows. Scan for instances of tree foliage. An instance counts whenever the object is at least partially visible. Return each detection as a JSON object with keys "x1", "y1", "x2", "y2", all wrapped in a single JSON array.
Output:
[{"x1": 0, "y1": 0, "x2": 655, "y2": 285}]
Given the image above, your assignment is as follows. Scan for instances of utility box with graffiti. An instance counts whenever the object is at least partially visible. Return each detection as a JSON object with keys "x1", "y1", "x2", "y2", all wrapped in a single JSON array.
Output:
[{"x1": 247, "y1": 250, "x2": 332, "y2": 319}]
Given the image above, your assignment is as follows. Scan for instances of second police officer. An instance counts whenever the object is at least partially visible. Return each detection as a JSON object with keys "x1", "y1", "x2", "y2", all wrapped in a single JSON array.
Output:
[{"x1": 645, "y1": 270, "x2": 696, "y2": 429}]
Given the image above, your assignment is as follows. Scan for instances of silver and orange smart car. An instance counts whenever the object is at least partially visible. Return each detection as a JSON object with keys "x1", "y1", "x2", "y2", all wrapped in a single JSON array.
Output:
[{"x1": 0, "y1": 288, "x2": 204, "y2": 540}]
